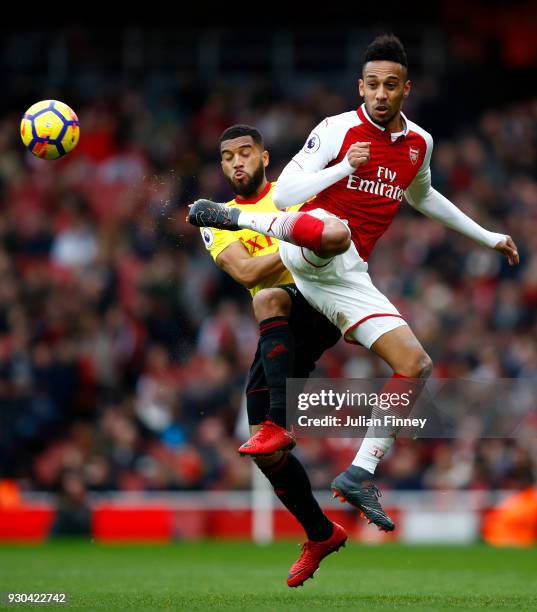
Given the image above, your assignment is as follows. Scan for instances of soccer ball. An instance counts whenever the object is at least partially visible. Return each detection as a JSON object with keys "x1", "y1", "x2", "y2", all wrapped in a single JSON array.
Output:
[{"x1": 20, "y1": 100, "x2": 80, "y2": 160}]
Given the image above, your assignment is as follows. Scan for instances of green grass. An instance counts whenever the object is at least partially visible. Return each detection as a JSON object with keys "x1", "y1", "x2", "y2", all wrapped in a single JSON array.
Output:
[{"x1": 0, "y1": 540, "x2": 536, "y2": 611}]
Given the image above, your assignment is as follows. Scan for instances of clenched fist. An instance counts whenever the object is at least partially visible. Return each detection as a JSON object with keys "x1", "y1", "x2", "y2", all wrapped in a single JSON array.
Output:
[{"x1": 347, "y1": 142, "x2": 371, "y2": 169}]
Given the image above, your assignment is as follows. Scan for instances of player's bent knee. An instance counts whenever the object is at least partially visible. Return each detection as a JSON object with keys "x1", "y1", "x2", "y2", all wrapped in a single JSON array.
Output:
[
  {"x1": 420, "y1": 354, "x2": 434, "y2": 378},
  {"x1": 403, "y1": 352, "x2": 433, "y2": 378},
  {"x1": 252, "y1": 450, "x2": 284, "y2": 468},
  {"x1": 252, "y1": 288, "x2": 291, "y2": 322},
  {"x1": 320, "y1": 218, "x2": 351, "y2": 256}
]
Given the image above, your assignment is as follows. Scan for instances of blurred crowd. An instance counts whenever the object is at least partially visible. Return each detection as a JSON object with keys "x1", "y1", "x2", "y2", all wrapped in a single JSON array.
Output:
[{"x1": 0, "y1": 79, "x2": 536, "y2": 500}]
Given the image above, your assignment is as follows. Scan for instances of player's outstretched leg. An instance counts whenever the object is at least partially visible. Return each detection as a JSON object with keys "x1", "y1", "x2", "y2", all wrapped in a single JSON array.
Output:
[
  {"x1": 287, "y1": 521, "x2": 348, "y2": 588},
  {"x1": 188, "y1": 199, "x2": 350, "y2": 257},
  {"x1": 331, "y1": 466, "x2": 395, "y2": 532}
]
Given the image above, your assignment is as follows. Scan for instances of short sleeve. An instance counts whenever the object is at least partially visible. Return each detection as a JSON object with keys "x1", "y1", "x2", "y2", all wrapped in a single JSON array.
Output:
[{"x1": 200, "y1": 227, "x2": 238, "y2": 261}]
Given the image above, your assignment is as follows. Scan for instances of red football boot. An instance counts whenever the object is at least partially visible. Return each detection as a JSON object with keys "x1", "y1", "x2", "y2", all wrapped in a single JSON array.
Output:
[
  {"x1": 287, "y1": 522, "x2": 348, "y2": 588},
  {"x1": 238, "y1": 420, "x2": 296, "y2": 455}
]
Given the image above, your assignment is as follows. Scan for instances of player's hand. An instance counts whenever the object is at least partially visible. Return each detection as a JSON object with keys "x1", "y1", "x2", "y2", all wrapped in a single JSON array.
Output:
[
  {"x1": 494, "y1": 235, "x2": 519, "y2": 266},
  {"x1": 347, "y1": 142, "x2": 370, "y2": 169}
]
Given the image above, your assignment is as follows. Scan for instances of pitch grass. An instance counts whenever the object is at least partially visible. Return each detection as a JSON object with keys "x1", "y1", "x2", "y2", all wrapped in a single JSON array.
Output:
[{"x1": 0, "y1": 540, "x2": 536, "y2": 611}]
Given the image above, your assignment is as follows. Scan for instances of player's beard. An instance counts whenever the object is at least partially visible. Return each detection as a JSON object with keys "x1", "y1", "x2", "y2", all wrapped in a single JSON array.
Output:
[
  {"x1": 226, "y1": 162, "x2": 265, "y2": 198},
  {"x1": 371, "y1": 107, "x2": 396, "y2": 127},
  {"x1": 368, "y1": 101, "x2": 402, "y2": 128}
]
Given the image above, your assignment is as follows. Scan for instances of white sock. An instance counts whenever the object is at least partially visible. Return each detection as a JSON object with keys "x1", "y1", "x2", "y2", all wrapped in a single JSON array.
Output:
[
  {"x1": 237, "y1": 210, "x2": 301, "y2": 242},
  {"x1": 352, "y1": 436, "x2": 394, "y2": 474}
]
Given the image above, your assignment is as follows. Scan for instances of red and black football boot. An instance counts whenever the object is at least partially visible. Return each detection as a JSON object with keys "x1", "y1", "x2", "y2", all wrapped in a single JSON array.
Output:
[
  {"x1": 238, "y1": 420, "x2": 296, "y2": 455},
  {"x1": 287, "y1": 522, "x2": 348, "y2": 588}
]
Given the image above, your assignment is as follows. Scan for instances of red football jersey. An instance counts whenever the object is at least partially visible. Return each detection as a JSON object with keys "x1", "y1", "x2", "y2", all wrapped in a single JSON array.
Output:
[{"x1": 296, "y1": 104, "x2": 433, "y2": 261}]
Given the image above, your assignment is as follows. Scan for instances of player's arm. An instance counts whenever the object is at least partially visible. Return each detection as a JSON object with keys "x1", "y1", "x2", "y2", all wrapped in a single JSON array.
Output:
[
  {"x1": 273, "y1": 120, "x2": 369, "y2": 209},
  {"x1": 216, "y1": 241, "x2": 287, "y2": 289},
  {"x1": 404, "y1": 135, "x2": 519, "y2": 265}
]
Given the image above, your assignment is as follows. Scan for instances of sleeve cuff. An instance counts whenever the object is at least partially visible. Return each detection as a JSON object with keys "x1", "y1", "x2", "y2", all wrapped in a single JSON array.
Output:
[
  {"x1": 484, "y1": 231, "x2": 507, "y2": 249},
  {"x1": 338, "y1": 155, "x2": 355, "y2": 175}
]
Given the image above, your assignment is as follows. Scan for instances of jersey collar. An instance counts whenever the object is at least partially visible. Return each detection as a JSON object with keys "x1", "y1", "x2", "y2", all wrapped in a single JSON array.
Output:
[
  {"x1": 357, "y1": 103, "x2": 409, "y2": 141},
  {"x1": 234, "y1": 181, "x2": 272, "y2": 205}
]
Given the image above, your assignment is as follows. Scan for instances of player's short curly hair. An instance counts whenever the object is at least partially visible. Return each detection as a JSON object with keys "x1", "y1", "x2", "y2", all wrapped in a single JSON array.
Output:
[
  {"x1": 219, "y1": 124, "x2": 264, "y2": 147},
  {"x1": 363, "y1": 34, "x2": 408, "y2": 69}
]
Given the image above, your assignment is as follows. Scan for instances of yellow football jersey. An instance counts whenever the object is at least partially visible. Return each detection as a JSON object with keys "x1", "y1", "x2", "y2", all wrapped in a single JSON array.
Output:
[{"x1": 200, "y1": 182, "x2": 299, "y2": 297}]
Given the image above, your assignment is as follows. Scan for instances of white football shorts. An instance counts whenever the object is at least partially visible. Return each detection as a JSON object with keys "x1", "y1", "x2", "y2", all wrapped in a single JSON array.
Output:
[{"x1": 279, "y1": 208, "x2": 407, "y2": 349}]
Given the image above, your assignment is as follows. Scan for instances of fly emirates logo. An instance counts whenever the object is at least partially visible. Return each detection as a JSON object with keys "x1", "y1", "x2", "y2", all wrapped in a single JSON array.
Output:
[{"x1": 346, "y1": 166, "x2": 404, "y2": 202}]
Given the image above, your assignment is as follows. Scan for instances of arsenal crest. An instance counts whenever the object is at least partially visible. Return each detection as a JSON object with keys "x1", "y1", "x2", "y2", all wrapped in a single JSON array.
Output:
[{"x1": 409, "y1": 146, "x2": 419, "y2": 165}]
